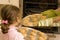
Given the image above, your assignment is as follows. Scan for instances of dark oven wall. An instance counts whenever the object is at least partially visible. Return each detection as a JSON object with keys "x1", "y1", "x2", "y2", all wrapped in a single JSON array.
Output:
[{"x1": 23, "y1": 0, "x2": 58, "y2": 17}]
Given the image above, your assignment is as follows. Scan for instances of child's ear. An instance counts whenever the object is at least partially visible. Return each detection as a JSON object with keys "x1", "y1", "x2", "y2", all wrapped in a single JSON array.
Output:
[
  {"x1": 16, "y1": 17, "x2": 21, "y2": 26},
  {"x1": 17, "y1": 17, "x2": 19, "y2": 22}
]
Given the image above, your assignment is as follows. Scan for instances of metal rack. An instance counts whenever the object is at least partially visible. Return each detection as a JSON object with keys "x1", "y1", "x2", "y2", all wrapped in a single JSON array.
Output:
[
  {"x1": 31, "y1": 27, "x2": 58, "y2": 34},
  {"x1": 22, "y1": 25, "x2": 58, "y2": 34}
]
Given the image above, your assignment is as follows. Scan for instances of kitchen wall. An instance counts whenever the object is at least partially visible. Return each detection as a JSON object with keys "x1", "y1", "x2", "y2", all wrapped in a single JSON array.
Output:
[{"x1": 0, "y1": 0, "x2": 19, "y2": 7}]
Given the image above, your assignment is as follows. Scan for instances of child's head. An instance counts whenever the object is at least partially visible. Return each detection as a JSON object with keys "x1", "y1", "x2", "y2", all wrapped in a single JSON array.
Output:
[{"x1": 1, "y1": 5, "x2": 21, "y2": 34}]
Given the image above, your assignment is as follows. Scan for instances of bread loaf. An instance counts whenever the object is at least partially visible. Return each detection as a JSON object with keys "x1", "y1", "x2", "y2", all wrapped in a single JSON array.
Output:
[{"x1": 19, "y1": 27, "x2": 47, "y2": 40}]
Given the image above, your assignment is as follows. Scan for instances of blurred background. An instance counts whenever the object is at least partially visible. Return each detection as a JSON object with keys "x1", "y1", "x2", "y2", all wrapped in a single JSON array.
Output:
[{"x1": 0, "y1": 0, "x2": 60, "y2": 40}]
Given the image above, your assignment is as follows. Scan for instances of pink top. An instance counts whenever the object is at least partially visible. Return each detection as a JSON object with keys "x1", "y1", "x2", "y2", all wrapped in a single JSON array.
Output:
[{"x1": 0, "y1": 26, "x2": 24, "y2": 40}]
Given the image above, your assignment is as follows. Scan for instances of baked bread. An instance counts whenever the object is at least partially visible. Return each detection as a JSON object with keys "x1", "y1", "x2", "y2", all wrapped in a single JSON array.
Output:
[
  {"x1": 18, "y1": 27, "x2": 47, "y2": 40},
  {"x1": 22, "y1": 14, "x2": 46, "y2": 27}
]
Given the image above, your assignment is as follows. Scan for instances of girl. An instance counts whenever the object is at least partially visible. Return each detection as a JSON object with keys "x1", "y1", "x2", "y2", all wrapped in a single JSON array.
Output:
[{"x1": 0, "y1": 5, "x2": 24, "y2": 40}]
